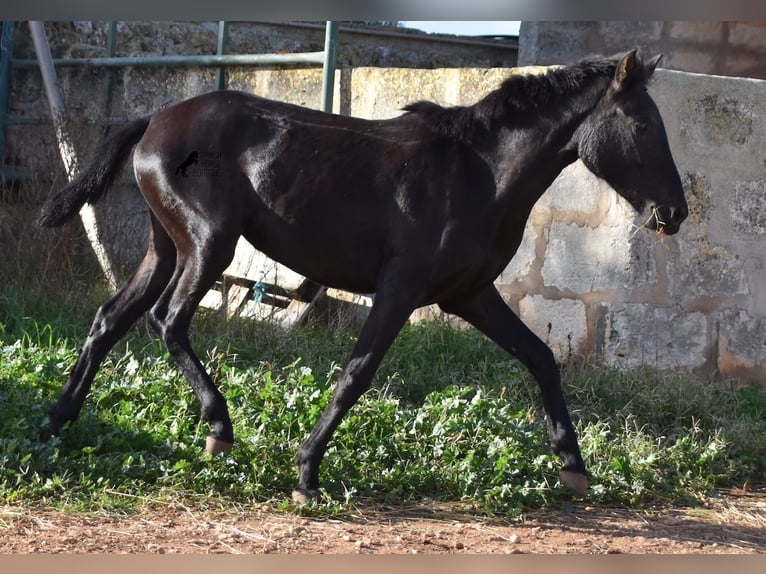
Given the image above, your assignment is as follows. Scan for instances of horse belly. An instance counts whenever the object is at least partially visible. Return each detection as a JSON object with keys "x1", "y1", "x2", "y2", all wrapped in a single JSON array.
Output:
[{"x1": 242, "y1": 218, "x2": 384, "y2": 295}]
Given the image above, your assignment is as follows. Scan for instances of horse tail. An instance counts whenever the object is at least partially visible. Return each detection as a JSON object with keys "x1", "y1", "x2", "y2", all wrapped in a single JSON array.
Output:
[{"x1": 38, "y1": 117, "x2": 151, "y2": 228}]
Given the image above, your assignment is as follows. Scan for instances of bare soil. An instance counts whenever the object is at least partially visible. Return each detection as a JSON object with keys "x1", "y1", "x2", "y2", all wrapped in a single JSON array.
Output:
[{"x1": 1, "y1": 488, "x2": 764, "y2": 554}]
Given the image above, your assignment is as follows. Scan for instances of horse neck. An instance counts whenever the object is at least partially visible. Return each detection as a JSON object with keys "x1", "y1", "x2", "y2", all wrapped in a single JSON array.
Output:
[{"x1": 488, "y1": 73, "x2": 612, "y2": 209}]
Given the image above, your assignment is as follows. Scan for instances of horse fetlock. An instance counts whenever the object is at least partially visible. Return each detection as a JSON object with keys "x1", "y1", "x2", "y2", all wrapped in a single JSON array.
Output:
[
  {"x1": 205, "y1": 435, "x2": 234, "y2": 456},
  {"x1": 47, "y1": 404, "x2": 77, "y2": 432},
  {"x1": 291, "y1": 487, "x2": 320, "y2": 506},
  {"x1": 39, "y1": 424, "x2": 58, "y2": 443},
  {"x1": 560, "y1": 470, "x2": 589, "y2": 496}
]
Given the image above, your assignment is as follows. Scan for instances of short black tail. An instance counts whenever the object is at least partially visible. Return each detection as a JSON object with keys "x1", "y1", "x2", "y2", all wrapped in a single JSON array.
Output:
[{"x1": 37, "y1": 117, "x2": 151, "y2": 228}]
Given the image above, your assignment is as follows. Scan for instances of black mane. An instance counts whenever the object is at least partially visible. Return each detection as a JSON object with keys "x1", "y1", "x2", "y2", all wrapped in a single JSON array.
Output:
[{"x1": 402, "y1": 55, "x2": 620, "y2": 142}]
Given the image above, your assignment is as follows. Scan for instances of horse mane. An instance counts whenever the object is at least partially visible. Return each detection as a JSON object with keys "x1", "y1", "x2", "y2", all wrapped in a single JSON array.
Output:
[{"x1": 402, "y1": 55, "x2": 620, "y2": 143}]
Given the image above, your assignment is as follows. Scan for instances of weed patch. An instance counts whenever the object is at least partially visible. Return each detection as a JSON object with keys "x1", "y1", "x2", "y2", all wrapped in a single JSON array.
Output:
[{"x1": 1, "y1": 314, "x2": 763, "y2": 517}]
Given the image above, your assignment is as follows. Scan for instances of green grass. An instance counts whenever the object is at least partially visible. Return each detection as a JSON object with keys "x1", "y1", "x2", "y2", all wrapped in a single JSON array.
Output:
[{"x1": 1, "y1": 285, "x2": 764, "y2": 519}]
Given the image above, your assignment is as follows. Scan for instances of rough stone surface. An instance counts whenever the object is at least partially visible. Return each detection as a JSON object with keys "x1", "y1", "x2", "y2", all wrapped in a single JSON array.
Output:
[
  {"x1": 680, "y1": 94, "x2": 755, "y2": 155},
  {"x1": 669, "y1": 237, "x2": 750, "y2": 300},
  {"x1": 499, "y1": 221, "x2": 537, "y2": 284},
  {"x1": 717, "y1": 308, "x2": 766, "y2": 377},
  {"x1": 598, "y1": 305, "x2": 709, "y2": 370},
  {"x1": 540, "y1": 221, "x2": 653, "y2": 295},
  {"x1": 518, "y1": 296, "x2": 588, "y2": 362},
  {"x1": 519, "y1": 21, "x2": 766, "y2": 80},
  {"x1": 731, "y1": 178, "x2": 766, "y2": 236},
  {"x1": 534, "y1": 160, "x2": 602, "y2": 217}
]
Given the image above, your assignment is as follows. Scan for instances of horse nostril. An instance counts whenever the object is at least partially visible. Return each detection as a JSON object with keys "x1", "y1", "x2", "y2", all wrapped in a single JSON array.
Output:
[{"x1": 670, "y1": 204, "x2": 689, "y2": 224}]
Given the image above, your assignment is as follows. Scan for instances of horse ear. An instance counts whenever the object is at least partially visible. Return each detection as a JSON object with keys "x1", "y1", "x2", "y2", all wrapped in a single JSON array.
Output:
[
  {"x1": 613, "y1": 49, "x2": 640, "y2": 92},
  {"x1": 644, "y1": 53, "x2": 663, "y2": 78}
]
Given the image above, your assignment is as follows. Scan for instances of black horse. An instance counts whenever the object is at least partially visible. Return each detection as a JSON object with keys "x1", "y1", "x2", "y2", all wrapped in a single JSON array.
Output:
[{"x1": 38, "y1": 50, "x2": 688, "y2": 502}]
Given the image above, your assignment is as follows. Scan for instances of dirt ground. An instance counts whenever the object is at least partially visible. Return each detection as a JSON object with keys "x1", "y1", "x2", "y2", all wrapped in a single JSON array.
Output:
[{"x1": 1, "y1": 487, "x2": 764, "y2": 555}]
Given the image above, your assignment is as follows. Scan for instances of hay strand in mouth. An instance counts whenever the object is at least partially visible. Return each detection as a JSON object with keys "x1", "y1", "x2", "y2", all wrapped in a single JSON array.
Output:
[{"x1": 630, "y1": 205, "x2": 667, "y2": 239}]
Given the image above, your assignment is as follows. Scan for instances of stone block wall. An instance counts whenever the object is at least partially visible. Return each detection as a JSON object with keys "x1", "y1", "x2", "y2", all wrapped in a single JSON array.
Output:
[{"x1": 519, "y1": 21, "x2": 766, "y2": 80}]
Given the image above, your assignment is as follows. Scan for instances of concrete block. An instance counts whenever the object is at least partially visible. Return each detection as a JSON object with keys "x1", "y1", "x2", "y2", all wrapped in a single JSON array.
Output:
[
  {"x1": 518, "y1": 21, "x2": 601, "y2": 66},
  {"x1": 541, "y1": 221, "x2": 654, "y2": 295},
  {"x1": 731, "y1": 178, "x2": 766, "y2": 236},
  {"x1": 499, "y1": 222, "x2": 537, "y2": 283},
  {"x1": 717, "y1": 308, "x2": 766, "y2": 380},
  {"x1": 663, "y1": 50, "x2": 719, "y2": 77},
  {"x1": 680, "y1": 94, "x2": 755, "y2": 155},
  {"x1": 669, "y1": 236, "x2": 749, "y2": 299},
  {"x1": 518, "y1": 296, "x2": 588, "y2": 362},
  {"x1": 349, "y1": 68, "x2": 513, "y2": 120},
  {"x1": 598, "y1": 304, "x2": 709, "y2": 369},
  {"x1": 728, "y1": 22, "x2": 766, "y2": 51},
  {"x1": 680, "y1": 171, "x2": 713, "y2": 226},
  {"x1": 536, "y1": 160, "x2": 602, "y2": 216},
  {"x1": 667, "y1": 22, "x2": 725, "y2": 44}
]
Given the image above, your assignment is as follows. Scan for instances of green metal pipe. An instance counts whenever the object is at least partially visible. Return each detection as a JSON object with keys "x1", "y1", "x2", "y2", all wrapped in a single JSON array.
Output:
[
  {"x1": 106, "y1": 21, "x2": 117, "y2": 57},
  {"x1": 215, "y1": 20, "x2": 229, "y2": 90},
  {"x1": 11, "y1": 51, "x2": 327, "y2": 69},
  {"x1": 320, "y1": 21, "x2": 339, "y2": 113},
  {"x1": 0, "y1": 21, "x2": 15, "y2": 177}
]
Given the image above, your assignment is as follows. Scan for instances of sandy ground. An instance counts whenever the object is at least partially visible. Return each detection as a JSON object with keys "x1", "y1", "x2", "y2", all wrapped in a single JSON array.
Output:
[{"x1": 1, "y1": 487, "x2": 764, "y2": 554}]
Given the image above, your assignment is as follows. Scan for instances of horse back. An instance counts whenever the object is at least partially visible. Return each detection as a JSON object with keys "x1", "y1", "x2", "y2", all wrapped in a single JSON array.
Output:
[{"x1": 132, "y1": 90, "x2": 502, "y2": 296}]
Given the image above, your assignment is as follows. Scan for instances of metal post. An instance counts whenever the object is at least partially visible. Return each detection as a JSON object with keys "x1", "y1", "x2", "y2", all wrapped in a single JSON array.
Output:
[
  {"x1": 215, "y1": 20, "x2": 229, "y2": 90},
  {"x1": 101, "y1": 21, "x2": 117, "y2": 134},
  {"x1": 106, "y1": 21, "x2": 117, "y2": 57},
  {"x1": 0, "y1": 21, "x2": 15, "y2": 181},
  {"x1": 320, "y1": 21, "x2": 338, "y2": 113},
  {"x1": 28, "y1": 20, "x2": 119, "y2": 290}
]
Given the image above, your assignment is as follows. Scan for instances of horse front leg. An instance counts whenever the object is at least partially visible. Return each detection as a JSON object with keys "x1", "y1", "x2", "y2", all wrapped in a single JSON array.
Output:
[
  {"x1": 440, "y1": 285, "x2": 588, "y2": 496},
  {"x1": 293, "y1": 276, "x2": 419, "y2": 504}
]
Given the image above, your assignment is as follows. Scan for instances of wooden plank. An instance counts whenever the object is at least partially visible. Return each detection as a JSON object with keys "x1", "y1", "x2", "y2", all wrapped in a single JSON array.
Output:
[
  {"x1": 201, "y1": 238, "x2": 376, "y2": 327},
  {"x1": 201, "y1": 237, "x2": 325, "y2": 327}
]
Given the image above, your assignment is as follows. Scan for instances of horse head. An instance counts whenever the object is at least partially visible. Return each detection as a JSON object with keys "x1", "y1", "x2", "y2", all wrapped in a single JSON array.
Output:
[{"x1": 576, "y1": 50, "x2": 688, "y2": 235}]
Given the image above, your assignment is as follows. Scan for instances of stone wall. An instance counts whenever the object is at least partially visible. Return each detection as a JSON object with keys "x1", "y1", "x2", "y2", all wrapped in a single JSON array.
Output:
[
  {"x1": 4, "y1": 22, "x2": 766, "y2": 384},
  {"x1": 519, "y1": 21, "x2": 766, "y2": 80}
]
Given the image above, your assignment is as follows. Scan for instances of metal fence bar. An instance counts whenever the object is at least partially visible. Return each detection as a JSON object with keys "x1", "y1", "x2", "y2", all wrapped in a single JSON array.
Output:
[
  {"x1": 0, "y1": 21, "x2": 16, "y2": 181},
  {"x1": 106, "y1": 21, "x2": 117, "y2": 57},
  {"x1": 11, "y1": 52, "x2": 327, "y2": 69},
  {"x1": 1, "y1": 21, "x2": 339, "y2": 182},
  {"x1": 28, "y1": 20, "x2": 119, "y2": 290}
]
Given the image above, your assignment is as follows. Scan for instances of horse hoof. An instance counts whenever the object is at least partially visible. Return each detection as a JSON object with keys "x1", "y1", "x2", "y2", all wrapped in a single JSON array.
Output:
[
  {"x1": 560, "y1": 470, "x2": 588, "y2": 496},
  {"x1": 205, "y1": 435, "x2": 233, "y2": 456},
  {"x1": 291, "y1": 488, "x2": 319, "y2": 506}
]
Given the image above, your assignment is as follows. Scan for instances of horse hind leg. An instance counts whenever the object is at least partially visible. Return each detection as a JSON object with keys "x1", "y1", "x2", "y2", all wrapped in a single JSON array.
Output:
[
  {"x1": 147, "y1": 227, "x2": 239, "y2": 455},
  {"x1": 44, "y1": 216, "x2": 176, "y2": 439}
]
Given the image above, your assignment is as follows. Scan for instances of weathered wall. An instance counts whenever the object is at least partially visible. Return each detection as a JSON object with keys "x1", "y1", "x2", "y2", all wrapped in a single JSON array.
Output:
[
  {"x1": 4, "y1": 22, "x2": 766, "y2": 384},
  {"x1": 519, "y1": 21, "x2": 766, "y2": 80}
]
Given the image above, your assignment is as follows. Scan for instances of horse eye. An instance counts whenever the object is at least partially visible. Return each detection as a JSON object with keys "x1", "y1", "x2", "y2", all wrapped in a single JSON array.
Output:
[{"x1": 634, "y1": 121, "x2": 648, "y2": 132}]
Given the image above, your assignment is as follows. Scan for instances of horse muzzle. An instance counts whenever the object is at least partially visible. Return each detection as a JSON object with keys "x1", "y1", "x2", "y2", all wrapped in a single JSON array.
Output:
[{"x1": 649, "y1": 203, "x2": 688, "y2": 236}]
